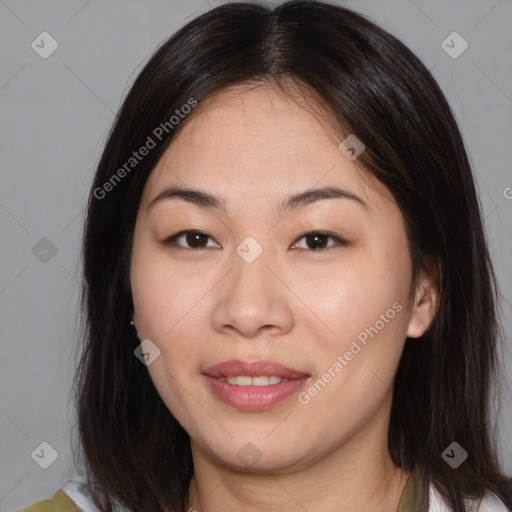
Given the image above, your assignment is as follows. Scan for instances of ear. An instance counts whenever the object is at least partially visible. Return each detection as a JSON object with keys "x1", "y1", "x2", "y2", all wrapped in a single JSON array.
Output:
[
  {"x1": 406, "y1": 269, "x2": 438, "y2": 338},
  {"x1": 132, "y1": 311, "x2": 138, "y2": 330}
]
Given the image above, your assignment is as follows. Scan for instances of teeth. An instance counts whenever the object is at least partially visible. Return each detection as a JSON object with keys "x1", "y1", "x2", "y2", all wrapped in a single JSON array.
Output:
[
  {"x1": 221, "y1": 375, "x2": 288, "y2": 386},
  {"x1": 229, "y1": 375, "x2": 252, "y2": 386}
]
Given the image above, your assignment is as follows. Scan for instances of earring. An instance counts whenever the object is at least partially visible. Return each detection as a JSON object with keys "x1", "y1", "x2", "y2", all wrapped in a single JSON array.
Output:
[{"x1": 130, "y1": 320, "x2": 140, "y2": 339}]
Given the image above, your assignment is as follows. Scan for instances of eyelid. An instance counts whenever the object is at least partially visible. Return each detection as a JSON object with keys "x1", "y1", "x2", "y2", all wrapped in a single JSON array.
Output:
[
  {"x1": 162, "y1": 230, "x2": 219, "y2": 249},
  {"x1": 161, "y1": 229, "x2": 349, "y2": 251},
  {"x1": 292, "y1": 230, "x2": 349, "y2": 250}
]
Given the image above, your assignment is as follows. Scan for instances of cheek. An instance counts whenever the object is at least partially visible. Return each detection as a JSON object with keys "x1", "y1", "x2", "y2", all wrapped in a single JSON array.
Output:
[
  {"x1": 131, "y1": 252, "x2": 205, "y2": 419},
  {"x1": 131, "y1": 262, "x2": 216, "y2": 412},
  {"x1": 132, "y1": 272, "x2": 205, "y2": 365},
  {"x1": 131, "y1": 230, "x2": 199, "y2": 339},
  {"x1": 297, "y1": 270, "x2": 409, "y2": 424},
  {"x1": 295, "y1": 246, "x2": 411, "y2": 347}
]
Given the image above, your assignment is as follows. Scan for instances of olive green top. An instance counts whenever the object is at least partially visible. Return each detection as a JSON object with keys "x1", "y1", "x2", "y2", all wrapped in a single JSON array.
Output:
[
  {"x1": 398, "y1": 464, "x2": 429, "y2": 511},
  {"x1": 19, "y1": 466, "x2": 427, "y2": 512},
  {"x1": 18, "y1": 489, "x2": 81, "y2": 512}
]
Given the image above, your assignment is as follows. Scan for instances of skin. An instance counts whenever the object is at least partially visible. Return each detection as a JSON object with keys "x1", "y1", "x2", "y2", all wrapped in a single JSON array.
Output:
[{"x1": 130, "y1": 81, "x2": 437, "y2": 512}]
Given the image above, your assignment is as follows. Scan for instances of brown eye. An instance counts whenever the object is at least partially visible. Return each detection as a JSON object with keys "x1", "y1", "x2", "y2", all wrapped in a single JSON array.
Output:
[
  {"x1": 293, "y1": 231, "x2": 348, "y2": 251},
  {"x1": 162, "y1": 229, "x2": 348, "y2": 251},
  {"x1": 304, "y1": 233, "x2": 330, "y2": 250},
  {"x1": 183, "y1": 232, "x2": 209, "y2": 248},
  {"x1": 163, "y1": 230, "x2": 219, "y2": 249}
]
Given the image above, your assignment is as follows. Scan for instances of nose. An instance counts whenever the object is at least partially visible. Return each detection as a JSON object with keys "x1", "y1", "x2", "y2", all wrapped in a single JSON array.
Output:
[{"x1": 211, "y1": 243, "x2": 295, "y2": 339}]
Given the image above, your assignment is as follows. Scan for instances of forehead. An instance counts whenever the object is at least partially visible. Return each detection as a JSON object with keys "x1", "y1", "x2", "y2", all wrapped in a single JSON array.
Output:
[
  {"x1": 172, "y1": 81, "x2": 344, "y2": 160},
  {"x1": 141, "y1": 82, "x2": 394, "y2": 216}
]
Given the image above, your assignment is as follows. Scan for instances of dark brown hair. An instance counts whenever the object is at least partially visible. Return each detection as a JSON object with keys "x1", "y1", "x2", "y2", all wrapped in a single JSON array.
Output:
[{"x1": 74, "y1": 1, "x2": 512, "y2": 510}]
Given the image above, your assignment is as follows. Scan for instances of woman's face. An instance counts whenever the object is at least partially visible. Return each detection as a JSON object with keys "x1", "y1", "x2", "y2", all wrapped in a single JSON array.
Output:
[{"x1": 130, "y1": 82, "x2": 431, "y2": 473}]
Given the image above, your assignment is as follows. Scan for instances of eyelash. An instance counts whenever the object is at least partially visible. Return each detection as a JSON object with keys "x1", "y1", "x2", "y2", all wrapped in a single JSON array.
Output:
[{"x1": 162, "y1": 230, "x2": 349, "y2": 252}]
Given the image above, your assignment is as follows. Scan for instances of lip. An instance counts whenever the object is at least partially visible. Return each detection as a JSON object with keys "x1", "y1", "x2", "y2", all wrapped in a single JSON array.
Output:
[
  {"x1": 202, "y1": 359, "x2": 310, "y2": 411},
  {"x1": 202, "y1": 359, "x2": 309, "y2": 379}
]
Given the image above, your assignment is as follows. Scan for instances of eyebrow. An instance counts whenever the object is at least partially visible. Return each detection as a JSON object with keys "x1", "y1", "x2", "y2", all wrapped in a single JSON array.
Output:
[{"x1": 147, "y1": 184, "x2": 367, "y2": 214}]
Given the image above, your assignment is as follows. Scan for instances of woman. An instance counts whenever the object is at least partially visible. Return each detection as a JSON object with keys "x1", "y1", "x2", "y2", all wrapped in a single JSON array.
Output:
[{"x1": 20, "y1": 0, "x2": 512, "y2": 511}]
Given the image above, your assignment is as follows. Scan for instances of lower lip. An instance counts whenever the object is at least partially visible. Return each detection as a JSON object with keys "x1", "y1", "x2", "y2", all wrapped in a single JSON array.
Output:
[{"x1": 204, "y1": 376, "x2": 309, "y2": 411}]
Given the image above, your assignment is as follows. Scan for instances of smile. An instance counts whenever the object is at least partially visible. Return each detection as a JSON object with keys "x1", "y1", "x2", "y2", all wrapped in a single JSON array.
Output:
[
  {"x1": 217, "y1": 375, "x2": 288, "y2": 386},
  {"x1": 202, "y1": 359, "x2": 310, "y2": 411}
]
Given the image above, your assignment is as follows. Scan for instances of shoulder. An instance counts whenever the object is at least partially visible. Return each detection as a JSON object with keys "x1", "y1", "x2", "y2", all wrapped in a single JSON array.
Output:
[
  {"x1": 429, "y1": 482, "x2": 511, "y2": 512},
  {"x1": 17, "y1": 489, "x2": 80, "y2": 512},
  {"x1": 18, "y1": 481, "x2": 132, "y2": 512},
  {"x1": 18, "y1": 481, "x2": 99, "y2": 512}
]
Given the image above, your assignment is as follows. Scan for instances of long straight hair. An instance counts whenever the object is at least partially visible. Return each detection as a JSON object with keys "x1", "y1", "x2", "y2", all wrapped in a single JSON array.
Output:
[{"x1": 74, "y1": 1, "x2": 512, "y2": 510}]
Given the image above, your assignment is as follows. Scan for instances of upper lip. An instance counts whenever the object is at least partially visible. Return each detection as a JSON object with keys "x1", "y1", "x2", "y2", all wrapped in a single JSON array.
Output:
[{"x1": 203, "y1": 359, "x2": 310, "y2": 380}]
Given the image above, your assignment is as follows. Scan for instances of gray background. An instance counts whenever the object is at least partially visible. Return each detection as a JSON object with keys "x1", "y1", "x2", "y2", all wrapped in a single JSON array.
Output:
[{"x1": 1, "y1": 0, "x2": 511, "y2": 510}]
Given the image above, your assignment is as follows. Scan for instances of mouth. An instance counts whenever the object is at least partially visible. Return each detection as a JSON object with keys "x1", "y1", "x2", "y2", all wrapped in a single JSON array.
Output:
[{"x1": 202, "y1": 359, "x2": 311, "y2": 411}]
